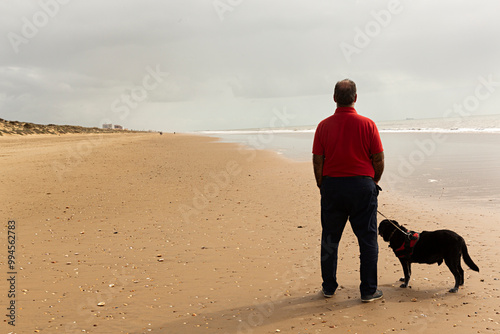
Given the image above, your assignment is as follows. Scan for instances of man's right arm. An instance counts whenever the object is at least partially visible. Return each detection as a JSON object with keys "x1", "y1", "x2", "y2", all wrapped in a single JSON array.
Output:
[
  {"x1": 371, "y1": 151, "x2": 384, "y2": 184},
  {"x1": 313, "y1": 154, "x2": 325, "y2": 188}
]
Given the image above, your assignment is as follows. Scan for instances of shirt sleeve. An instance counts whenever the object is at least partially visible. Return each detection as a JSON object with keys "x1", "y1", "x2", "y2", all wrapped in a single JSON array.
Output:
[
  {"x1": 370, "y1": 123, "x2": 384, "y2": 155},
  {"x1": 312, "y1": 123, "x2": 324, "y2": 155}
]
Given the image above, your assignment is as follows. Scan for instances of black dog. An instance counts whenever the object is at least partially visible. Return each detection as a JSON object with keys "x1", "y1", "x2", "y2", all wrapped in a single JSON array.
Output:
[{"x1": 378, "y1": 219, "x2": 479, "y2": 293}]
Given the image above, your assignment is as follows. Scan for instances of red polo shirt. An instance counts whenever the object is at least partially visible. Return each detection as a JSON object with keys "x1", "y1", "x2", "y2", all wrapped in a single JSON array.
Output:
[{"x1": 312, "y1": 107, "x2": 383, "y2": 178}]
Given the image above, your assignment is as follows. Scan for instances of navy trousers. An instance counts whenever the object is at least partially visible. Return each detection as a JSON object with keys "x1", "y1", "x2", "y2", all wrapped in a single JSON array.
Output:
[{"x1": 320, "y1": 176, "x2": 379, "y2": 296}]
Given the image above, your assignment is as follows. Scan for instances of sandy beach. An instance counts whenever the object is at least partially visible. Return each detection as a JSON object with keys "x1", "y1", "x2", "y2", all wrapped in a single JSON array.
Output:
[{"x1": 1, "y1": 133, "x2": 499, "y2": 334}]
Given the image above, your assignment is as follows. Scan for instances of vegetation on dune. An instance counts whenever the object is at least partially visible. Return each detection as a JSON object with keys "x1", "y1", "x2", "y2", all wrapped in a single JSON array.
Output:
[{"x1": 0, "y1": 119, "x2": 140, "y2": 136}]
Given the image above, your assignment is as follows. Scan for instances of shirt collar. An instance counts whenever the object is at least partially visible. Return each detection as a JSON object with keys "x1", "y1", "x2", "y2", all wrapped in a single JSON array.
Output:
[{"x1": 335, "y1": 107, "x2": 357, "y2": 114}]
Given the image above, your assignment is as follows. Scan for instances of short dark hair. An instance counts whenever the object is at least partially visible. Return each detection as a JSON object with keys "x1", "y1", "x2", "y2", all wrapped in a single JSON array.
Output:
[{"x1": 334, "y1": 79, "x2": 357, "y2": 106}]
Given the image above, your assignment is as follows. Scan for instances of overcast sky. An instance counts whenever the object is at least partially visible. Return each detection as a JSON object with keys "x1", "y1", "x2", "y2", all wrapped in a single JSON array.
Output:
[{"x1": 1, "y1": 1, "x2": 500, "y2": 132}]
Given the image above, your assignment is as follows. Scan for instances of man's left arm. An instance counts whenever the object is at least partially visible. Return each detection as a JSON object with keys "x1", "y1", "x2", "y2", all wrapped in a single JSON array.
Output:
[
  {"x1": 371, "y1": 151, "x2": 384, "y2": 184},
  {"x1": 313, "y1": 154, "x2": 325, "y2": 188}
]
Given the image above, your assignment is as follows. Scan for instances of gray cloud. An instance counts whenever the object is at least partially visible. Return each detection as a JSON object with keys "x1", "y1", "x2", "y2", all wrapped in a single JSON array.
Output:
[{"x1": 1, "y1": 0, "x2": 499, "y2": 131}]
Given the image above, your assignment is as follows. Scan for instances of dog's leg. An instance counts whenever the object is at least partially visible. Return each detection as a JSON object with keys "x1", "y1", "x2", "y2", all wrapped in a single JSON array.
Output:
[
  {"x1": 445, "y1": 257, "x2": 461, "y2": 293},
  {"x1": 399, "y1": 258, "x2": 411, "y2": 288},
  {"x1": 458, "y1": 262, "x2": 465, "y2": 286}
]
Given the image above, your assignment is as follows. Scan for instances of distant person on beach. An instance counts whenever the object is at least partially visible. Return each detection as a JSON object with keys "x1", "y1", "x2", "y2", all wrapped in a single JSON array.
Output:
[{"x1": 312, "y1": 79, "x2": 385, "y2": 303}]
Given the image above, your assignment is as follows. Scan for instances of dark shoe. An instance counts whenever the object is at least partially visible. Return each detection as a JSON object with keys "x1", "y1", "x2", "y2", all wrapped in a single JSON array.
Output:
[
  {"x1": 321, "y1": 287, "x2": 335, "y2": 298},
  {"x1": 361, "y1": 289, "x2": 383, "y2": 303}
]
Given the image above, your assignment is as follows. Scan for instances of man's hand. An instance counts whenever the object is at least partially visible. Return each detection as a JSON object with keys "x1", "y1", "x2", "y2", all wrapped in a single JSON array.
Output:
[{"x1": 313, "y1": 154, "x2": 325, "y2": 188}]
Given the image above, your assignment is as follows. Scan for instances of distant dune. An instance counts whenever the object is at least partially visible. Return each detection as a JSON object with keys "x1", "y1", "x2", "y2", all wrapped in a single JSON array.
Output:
[{"x1": 0, "y1": 119, "x2": 140, "y2": 136}]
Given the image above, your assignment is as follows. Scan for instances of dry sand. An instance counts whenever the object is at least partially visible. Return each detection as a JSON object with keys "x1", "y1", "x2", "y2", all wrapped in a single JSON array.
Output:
[{"x1": 1, "y1": 133, "x2": 498, "y2": 334}]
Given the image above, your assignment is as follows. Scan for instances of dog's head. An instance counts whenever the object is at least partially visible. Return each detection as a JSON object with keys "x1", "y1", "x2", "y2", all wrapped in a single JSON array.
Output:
[{"x1": 378, "y1": 219, "x2": 405, "y2": 242}]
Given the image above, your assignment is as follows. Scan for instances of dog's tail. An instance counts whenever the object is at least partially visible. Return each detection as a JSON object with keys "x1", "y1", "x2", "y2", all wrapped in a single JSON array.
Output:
[{"x1": 462, "y1": 240, "x2": 479, "y2": 272}]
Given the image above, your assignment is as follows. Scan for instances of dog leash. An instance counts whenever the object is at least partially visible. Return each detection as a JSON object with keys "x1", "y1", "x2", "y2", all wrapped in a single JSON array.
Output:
[
  {"x1": 377, "y1": 209, "x2": 412, "y2": 237},
  {"x1": 376, "y1": 185, "x2": 413, "y2": 238}
]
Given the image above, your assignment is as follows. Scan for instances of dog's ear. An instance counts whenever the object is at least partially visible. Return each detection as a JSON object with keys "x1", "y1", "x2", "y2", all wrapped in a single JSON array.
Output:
[
  {"x1": 378, "y1": 222, "x2": 391, "y2": 240},
  {"x1": 379, "y1": 224, "x2": 393, "y2": 242}
]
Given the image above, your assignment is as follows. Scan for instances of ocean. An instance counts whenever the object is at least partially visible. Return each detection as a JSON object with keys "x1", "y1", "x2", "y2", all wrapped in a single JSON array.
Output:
[{"x1": 199, "y1": 114, "x2": 500, "y2": 210}]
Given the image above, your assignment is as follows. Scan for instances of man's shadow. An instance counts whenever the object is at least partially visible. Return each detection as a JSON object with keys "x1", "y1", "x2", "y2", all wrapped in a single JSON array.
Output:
[{"x1": 136, "y1": 283, "x2": 442, "y2": 334}]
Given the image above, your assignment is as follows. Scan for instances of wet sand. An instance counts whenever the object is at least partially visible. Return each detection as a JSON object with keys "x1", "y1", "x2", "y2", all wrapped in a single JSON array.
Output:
[{"x1": 1, "y1": 133, "x2": 498, "y2": 333}]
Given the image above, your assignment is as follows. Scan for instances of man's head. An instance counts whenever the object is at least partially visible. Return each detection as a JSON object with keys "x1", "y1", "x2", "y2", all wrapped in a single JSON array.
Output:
[{"x1": 334, "y1": 79, "x2": 357, "y2": 107}]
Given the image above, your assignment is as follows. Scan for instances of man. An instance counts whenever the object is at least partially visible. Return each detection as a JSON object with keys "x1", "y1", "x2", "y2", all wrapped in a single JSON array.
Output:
[{"x1": 312, "y1": 79, "x2": 385, "y2": 303}]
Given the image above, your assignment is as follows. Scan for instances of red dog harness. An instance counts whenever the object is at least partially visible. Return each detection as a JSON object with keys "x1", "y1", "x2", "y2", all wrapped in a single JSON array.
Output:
[{"x1": 394, "y1": 232, "x2": 420, "y2": 259}]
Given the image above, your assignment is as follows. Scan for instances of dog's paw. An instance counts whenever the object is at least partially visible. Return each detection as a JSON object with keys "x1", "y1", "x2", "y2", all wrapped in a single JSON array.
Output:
[
  {"x1": 399, "y1": 277, "x2": 405, "y2": 282},
  {"x1": 448, "y1": 288, "x2": 458, "y2": 293},
  {"x1": 399, "y1": 283, "x2": 408, "y2": 288}
]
